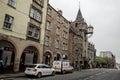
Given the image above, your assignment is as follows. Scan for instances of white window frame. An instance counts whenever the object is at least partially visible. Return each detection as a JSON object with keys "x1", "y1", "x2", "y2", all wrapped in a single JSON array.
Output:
[
  {"x1": 30, "y1": 7, "x2": 42, "y2": 22},
  {"x1": 57, "y1": 15, "x2": 60, "y2": 22},
  {"x1": 56, "y1": 27, "x2": 60, "y2": 35},
  {"x1": 8, "y1": 0, "x2": 16, "y2": 8},
  {"x1": 27, "y1": 26, "x2": 34, "y2": 37},
  {"x1": 47, "y1": 8, "x2": 52, "y2": 16},
  {"x1": 45, "y1": 36, "x2": 49, "y2": 46},
  {"x1": 55, "y1": 39, "x2": 59, "y2": 48},
  {"x1": 27, "y1": 25, "x2": 40, "y2": 40},
  {"x1": 46, "y1": 21, "x2": 51, "y2": 30},
  {"x1": 3, "y1": 14, "x2": 14, "y2": 30},
  {"x1": 34, "y1": 28, "x2": 40, "y2": 39}
]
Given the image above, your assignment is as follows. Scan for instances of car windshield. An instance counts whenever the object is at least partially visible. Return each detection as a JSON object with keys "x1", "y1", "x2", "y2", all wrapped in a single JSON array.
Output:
[{"x1": 27, "y1": 65, "x2": 36, "y2": 68}]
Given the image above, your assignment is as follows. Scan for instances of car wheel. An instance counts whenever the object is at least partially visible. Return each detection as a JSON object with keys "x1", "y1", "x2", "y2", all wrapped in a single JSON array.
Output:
[
  {"x1": 37, "y1": 72, "x2": 42, "y2": 78},
  {"x1": 25, "y1": 74, "x2": 29, "y2": 77},
  {"x1": 71, "y1": 69, "x2": 74, "y2": 73},
  {"x1": 52, "y1": 71, "x2": 55, "y2": 76},
  {"x1": 62, "y1": 70, "x2": 66, "y2": 74}
]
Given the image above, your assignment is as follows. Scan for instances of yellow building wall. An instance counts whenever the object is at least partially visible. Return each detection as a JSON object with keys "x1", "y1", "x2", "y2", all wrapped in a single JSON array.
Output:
[{"x1": 0, "y1": 0, "x2": 32, "y2": 39}]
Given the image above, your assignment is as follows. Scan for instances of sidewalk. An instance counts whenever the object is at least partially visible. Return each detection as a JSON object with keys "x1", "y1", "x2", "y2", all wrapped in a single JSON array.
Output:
[{"x1": 0, "y1": 72, "x2": 25, "y2": 79}]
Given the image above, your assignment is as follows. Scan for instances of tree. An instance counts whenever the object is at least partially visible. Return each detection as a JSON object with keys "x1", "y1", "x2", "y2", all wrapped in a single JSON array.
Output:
[{"x1": 96, "y1": 56, "x2": 108, "y2": 68}]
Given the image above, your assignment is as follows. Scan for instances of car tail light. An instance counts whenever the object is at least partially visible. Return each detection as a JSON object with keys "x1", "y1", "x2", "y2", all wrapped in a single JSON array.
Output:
[{"x1": 33, "y1": 69, "x2": 37, "y2": 72}]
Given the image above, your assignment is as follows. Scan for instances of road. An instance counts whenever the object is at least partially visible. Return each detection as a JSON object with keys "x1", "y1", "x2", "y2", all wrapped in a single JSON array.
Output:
[{"x1": 3, "y1": 69, "x2": 120, "y2": 80}]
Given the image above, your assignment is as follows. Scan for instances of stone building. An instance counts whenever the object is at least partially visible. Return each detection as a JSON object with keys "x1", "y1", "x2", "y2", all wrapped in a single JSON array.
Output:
[
  {"x1": 68, "y1": 8, "x2": 89, "y2": 69},
  {"x1": 87, "y1": 42, "x2": 96, "y2": 68},
  {"x1": 43, "y1": 4, "x2": 70, "y2": 66},
  {"x1": 100, "y1": 51, "x2": 116, "y2": 68},
  {"x1": 0, "y1": 0, "x2": 48, "y2": 72}
]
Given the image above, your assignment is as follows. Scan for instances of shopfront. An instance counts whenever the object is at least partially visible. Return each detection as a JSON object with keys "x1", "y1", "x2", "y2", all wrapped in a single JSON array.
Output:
[
  {"x1": 43, "y1": 52, "x2": 52, "y2": 65},
  {"x1": 0, "y1": 40, "x2": 15, "y2": 73},
  {"x1": 19, "y1": 46, "x2": 38, "y2": 72}
]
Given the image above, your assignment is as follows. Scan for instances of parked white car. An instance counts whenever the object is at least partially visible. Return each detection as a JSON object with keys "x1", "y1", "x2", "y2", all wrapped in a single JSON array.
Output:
[{"x1": 25, "y1": 64, "x2": 55, "y2": 78}]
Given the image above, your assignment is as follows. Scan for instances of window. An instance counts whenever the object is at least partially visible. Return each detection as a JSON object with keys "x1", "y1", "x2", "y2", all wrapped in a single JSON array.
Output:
[
  {"x1": 63, "y1": 20, "x2": 69, "y2": 28},
  {"x1": 3, "y1": 14, "x2": 14, "y2": 30},
  {"x1": 45, "y1": 36, "x2": 49, "y2": 46},
  {"x1": 62, "y1": 42, "x2": 68, "y2": 50},
  {"x1": 27, "y1": 25, "x2": 40, "y2": 39},
  {"x1": 75, "y1": 23, "x2": 78, "y2": 27},
  {"x1": 33, "y1": 0, "x2": 43, "y2": 6},
  {"x1": 63, "y1": 31, "x2": 68, "y2": 39},
  {"x1": 57, "y1": 15, "x2": 60, "y2": 22},
  {"x1": 27, "y1": 26, "x2": 34, "y2": 36},
  {"x1": 34, "y1": 28, "x2": 40, "y2": 39},
  {"x1": 47, "y1": 8, "x2": 52, "y2": 16},
  {"x1": 62, "y1": 42, "x2": 65, "y2": 50},
  {"x1": 65, "y1": 43, "x2": 68, "y2": 50},
  {"x1": 30, "y1": 7, "x2": 42, "y2": 22},
  {"x1": 56, "y1": 27, "x2": 60, "y2": 35},
  {"x1": 8, "y1": 0, "x2": 16, "y2": 8},
  {"x1": 46, "y1": 21, "x2": 51, "y2": 30},
  {"x1": 55, "y1": 39, "x2": 59, "y2": 48}
]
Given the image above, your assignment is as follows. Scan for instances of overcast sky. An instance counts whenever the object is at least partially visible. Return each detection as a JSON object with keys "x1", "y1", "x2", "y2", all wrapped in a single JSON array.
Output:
[{"x1": 49, "y1": 0, "x2": 120, "y2": 63}]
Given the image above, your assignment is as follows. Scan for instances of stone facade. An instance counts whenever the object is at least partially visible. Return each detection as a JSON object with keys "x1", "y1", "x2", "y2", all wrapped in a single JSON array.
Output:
[
  {"x1": 43, "y1": 4, "x2": 70, "y2": 66},
  {"x1": 87, "y1": 42, "x2": 96, "y2": 68},
  {"x1": 68, "y1": 9, "x2": 89, "y2": 69}
]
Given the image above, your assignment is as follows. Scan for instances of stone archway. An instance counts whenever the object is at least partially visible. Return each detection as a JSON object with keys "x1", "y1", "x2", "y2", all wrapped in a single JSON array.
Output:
[
  {"x1": 43, "y1": 52, "x2": 52, "y2": 66},
  {"x1": 19, "y1": 46, "x2": 38, "y2": 72},
  {"x1": 0, "y1": 40, "x2": 16, "y2": 73}
]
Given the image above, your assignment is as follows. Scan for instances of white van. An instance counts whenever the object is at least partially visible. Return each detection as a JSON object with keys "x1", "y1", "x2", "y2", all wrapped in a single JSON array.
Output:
[{"x1": 53, "y1": 60, "x2": 74, "y2": 74}]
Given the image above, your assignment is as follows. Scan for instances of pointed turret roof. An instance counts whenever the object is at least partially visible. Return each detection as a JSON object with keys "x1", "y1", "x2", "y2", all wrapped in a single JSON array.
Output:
[{"x1": 75, "y1": 8, "x2": 85, "y2": 23}]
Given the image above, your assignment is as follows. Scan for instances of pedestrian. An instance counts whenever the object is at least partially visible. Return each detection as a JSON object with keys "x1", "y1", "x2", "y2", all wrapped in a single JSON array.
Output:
[
  {"x1": 0, "y1": 58, "x2": 4, "y2": 73},
  {"x1": 77, "y1": 64, "x2": 80, "y2": 71}
]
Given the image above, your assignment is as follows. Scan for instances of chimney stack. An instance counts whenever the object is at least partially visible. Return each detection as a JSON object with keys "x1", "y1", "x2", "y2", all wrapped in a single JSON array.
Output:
[{"x1": 58, "y1": 10, "x2": 63, "y2": 15}]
